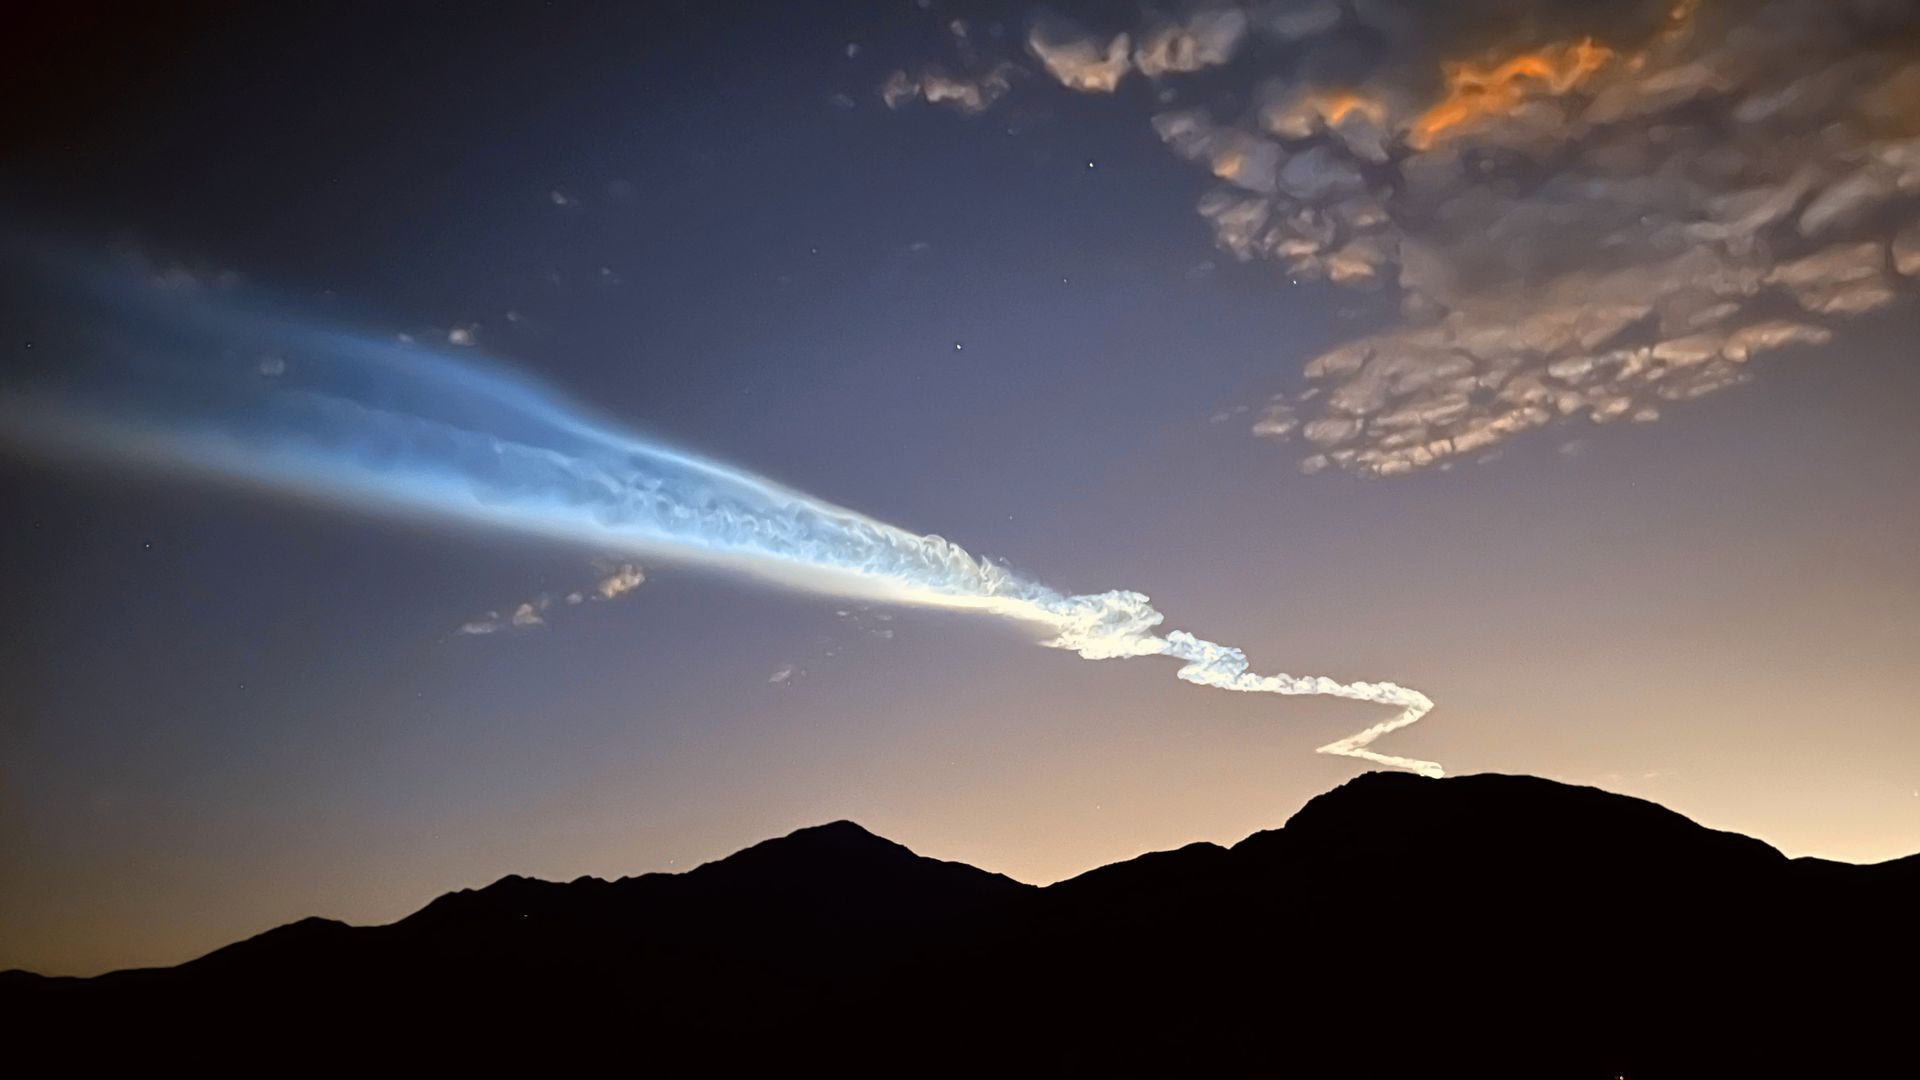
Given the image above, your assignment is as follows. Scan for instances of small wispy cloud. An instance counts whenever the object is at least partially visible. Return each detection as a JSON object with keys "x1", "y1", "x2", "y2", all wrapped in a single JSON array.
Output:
[
  {"x1": 594, "y1": 562, "x2": 645, "y2": 600},
  {"x1": 881, "y1": 64, "x2": 1016, "y2": 114},
  {"x1": 457, "y1": 595, "x2": 552, "y2": 635},
  {"x1": 454, "y1": 561, "x2": 648, "y2": 637}
]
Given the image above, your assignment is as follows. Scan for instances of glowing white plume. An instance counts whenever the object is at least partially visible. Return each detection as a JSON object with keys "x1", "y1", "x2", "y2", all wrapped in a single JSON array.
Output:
[
  {"x1": 1016, "y1": 594, "x2": 1443, "y2": 777},
  {"x1": 0, "y1": 263, "x2": 1444, "y2": 777}
]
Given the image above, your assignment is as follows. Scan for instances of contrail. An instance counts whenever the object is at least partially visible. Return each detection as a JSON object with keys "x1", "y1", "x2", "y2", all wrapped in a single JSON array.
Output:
[{"x1": 0, "y1": 261, "x2": 1442, "y2": 777}]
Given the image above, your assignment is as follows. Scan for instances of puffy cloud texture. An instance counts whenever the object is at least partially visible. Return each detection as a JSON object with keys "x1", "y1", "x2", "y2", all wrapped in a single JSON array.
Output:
[{"x1": 894, "y1": 0, "x2": 1920, "y2": 474}]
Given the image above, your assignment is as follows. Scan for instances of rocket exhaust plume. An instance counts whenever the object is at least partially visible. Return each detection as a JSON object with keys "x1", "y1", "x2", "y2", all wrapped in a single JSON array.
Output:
[{"x1": 0, "y1": 258, "x2": 1442, "y2": 777}]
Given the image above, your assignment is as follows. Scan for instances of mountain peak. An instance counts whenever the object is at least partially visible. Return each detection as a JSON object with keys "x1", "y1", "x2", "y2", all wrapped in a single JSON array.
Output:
[
  {"x1": 1234, "y1": 770, "x2": 1786, "y2": 878},
  {"x1": 776, "y1": 818, "x2": 891, "y2": 847},
  {"x1": 687, "y1": 818, "x2": 1030, "y2": 903},
  {"x1": 690, "y1": 819, "x2": 913, "y2": 874}
]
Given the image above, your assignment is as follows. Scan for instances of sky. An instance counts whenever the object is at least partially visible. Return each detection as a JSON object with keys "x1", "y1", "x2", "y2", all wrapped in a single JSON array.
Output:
[{"x1": 4, "y1": 0, "x2": 1919, "y2": 976}]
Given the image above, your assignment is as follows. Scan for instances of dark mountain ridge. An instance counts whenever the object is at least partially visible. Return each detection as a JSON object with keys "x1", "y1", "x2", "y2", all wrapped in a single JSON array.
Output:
[{"x1": 8, "y1": 773, "x2": 1913, "y2": 1076}]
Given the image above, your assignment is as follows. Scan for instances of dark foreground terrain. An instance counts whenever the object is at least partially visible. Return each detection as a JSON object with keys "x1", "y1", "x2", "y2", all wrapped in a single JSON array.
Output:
[{"x1": 8, "y1": 772, "x2": 1914, "y2": 1075}]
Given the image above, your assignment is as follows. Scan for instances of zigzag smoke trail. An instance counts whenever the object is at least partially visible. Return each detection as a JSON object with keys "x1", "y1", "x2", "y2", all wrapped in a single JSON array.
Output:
[{"x1": 0, "y1": 263, "x2": 1441, "y2": 776}]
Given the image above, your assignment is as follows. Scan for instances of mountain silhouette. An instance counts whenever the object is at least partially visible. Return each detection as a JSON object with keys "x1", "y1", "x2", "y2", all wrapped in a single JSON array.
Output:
[{"x1": 7, "y1": 773, "x2": 1912, "y2": 1075}]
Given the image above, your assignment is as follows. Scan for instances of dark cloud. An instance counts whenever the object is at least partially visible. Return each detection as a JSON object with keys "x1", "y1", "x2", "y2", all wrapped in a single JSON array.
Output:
[{"x1": 893, "y1": 0, "x2": 1920, "y2": 474}]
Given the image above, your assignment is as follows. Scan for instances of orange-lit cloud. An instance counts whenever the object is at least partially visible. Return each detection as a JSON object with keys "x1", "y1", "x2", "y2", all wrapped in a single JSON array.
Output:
[
  {"x1": 890, "y1": 0, "x2": 1920, "y2": 475},
  {"x1": 1408, "y1": 37, "x2": 1616, "y2": 149},
  {"x1": 1315, "y1": 92, "x2": 1390, "y2": 130}
]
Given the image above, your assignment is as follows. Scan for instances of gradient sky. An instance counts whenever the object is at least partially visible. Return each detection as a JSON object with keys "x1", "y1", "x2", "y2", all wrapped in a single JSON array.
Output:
[{"x1": 5, "y1": 0, "x2": 1919, "y2": 976}]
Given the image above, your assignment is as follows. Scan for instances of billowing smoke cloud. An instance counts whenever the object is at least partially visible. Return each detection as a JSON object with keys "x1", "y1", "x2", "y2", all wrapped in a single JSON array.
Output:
[
  {"x1": 894, "y1": 0, "x2": 1920, "y2": 474},
  {"x1": 0, "y1": 257, "x2": 1440, "y2": 776}
]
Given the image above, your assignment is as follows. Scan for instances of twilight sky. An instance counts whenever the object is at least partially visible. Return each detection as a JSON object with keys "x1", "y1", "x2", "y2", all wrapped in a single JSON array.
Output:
[{"x1": 4, "y1": 0, "x2": 1919, "y2": 976}]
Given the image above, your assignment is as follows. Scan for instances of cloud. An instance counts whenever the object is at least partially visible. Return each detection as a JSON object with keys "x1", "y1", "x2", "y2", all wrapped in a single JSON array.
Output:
[
  {"x1": 768, "y1": 663, "x2": 797, "y2": 684},
  {"x1": 1022, "y1": 7, "x2": 1249, "y2": 93},
  {"x1": 454, "y1": 562, "x2": 647, "y2": 636},
  {"x1": 457, "y1": 596, "x2": 550, "y2": 635},
  {"x1": 1253, "y1": 0, "x2": 1343, "y2": 42},
  {"x1": 1133, "y1": 8, "x2": 1250, "y2": 79},
  {"x1": 135, "y1": 256, "x2": 242, "y2": 294},
  {"x1": 881, "y1": 65, "x2": 1016, "y2": 114},
  {"x1": 1027, "y1": 14, "x2": 1132, "y2": 93},
  {"x1": 832, "y1": 605, "x2": 904, "y2": 644},
  {"x1": 891, "y1": 0, "x2": 1920, "y2": 474},
  {"x1": 594, "y1": 562, "x2": 645, "y2": 600}
]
